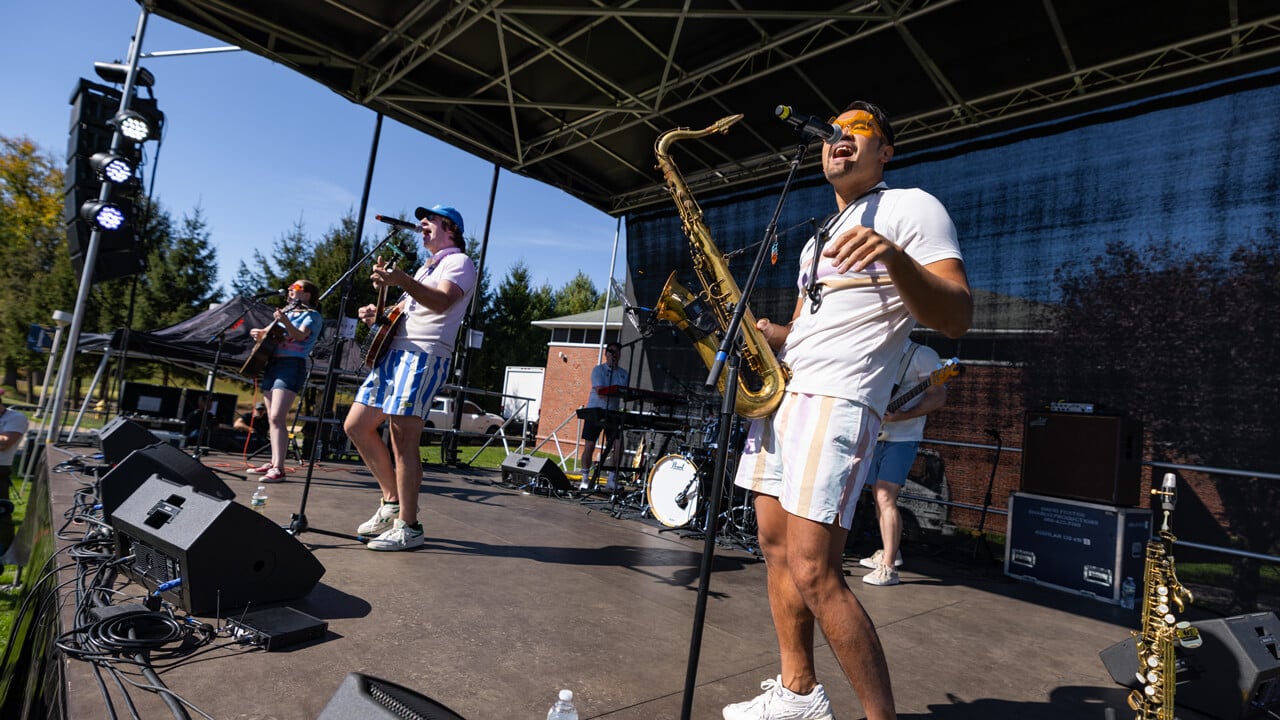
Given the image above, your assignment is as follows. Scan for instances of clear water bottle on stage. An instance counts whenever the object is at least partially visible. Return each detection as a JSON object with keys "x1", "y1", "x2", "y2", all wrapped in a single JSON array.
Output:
[
  {"x1": 251, "y1": 485, "x2": 268, "y2": 513},
  {"x1": 546, "y1": 689, "x2": 578, "y2": 720}
]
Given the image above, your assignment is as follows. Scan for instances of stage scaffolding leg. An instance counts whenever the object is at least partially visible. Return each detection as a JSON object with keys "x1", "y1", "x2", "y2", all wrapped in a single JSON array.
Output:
[{"x1": 68, "y1": 350, "x2": 112, "y2": 442}]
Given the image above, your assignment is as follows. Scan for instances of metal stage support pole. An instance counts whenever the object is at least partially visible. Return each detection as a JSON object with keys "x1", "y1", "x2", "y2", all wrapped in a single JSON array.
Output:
[{"x1": 288, "y1": 112, "x2": 386, "y2": 543}]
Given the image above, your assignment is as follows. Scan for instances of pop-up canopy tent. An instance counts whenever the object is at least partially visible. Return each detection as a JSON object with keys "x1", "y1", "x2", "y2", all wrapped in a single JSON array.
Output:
[{"x1": 78, "y1": 296, "x2": 365, "y2": 387}]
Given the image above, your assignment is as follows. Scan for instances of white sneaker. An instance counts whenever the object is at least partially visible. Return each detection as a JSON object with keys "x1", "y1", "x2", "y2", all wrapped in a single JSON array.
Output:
[
  {"x1": 859, "y1": 548, "x2": 903, "y2": 569},
  {"x1": 366, "y1": 519, "x2": 425, "y2": 551},
  {"x1": 357, "y1": 501, "x2": 400, "y2": 536},
  {"x1": 862, "y1": 563, "x2": 900, "y2": 586},
  {"x1": 723, "y1": 676, "x2": 833, "y2": 720}
]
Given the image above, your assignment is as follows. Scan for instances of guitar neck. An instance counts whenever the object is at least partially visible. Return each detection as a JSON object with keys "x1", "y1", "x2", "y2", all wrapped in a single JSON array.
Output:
[{"x1": 886, "y1": 382, "x2": 929, "y2": 413}]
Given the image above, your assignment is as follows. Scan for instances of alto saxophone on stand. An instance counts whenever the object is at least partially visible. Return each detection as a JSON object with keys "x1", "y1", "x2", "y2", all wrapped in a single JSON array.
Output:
[
  {"x1": 652, "y1": 114, "x2": 791, "y2": 419},
  {"x1": 1127, "y1": 472, "x2": 1202, "y2": 720}
]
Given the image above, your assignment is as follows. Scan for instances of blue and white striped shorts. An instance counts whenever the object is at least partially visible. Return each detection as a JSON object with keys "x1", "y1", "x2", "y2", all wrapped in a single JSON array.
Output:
[
  {"x1": 733, "y1": 391, "x2": 879, "y2": 529},
  {"x1": 354, "y1": 348, "x2": 450, "y2": 418}
]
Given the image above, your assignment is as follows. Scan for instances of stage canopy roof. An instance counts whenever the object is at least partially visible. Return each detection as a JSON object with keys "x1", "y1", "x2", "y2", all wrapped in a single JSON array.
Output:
[{"x1": 147, "y1": 1, "x2": 1280, "y2": 215}]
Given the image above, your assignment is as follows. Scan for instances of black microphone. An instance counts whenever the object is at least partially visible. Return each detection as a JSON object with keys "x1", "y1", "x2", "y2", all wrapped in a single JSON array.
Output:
[
  {"x1": 251, "y1": 288, "x2": 286, "y2": 300},
  {"x1": 375, "y1": 214, "x2": 419, "y2": 230},
  {"x1": 675, "y1": 490, "x2": 689, "y2": 510},
  {"x1": 775, "y1": 105, "x2": 841, "y2": 144}
]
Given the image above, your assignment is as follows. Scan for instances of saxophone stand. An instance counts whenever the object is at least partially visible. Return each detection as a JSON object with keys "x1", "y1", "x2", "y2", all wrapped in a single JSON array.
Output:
[
  {"x1": 679, "y1": 134, "x2": 812, "y2": 720},
  {"x1": 287, "y1": 204, "x2": 406, "y2": 540}
]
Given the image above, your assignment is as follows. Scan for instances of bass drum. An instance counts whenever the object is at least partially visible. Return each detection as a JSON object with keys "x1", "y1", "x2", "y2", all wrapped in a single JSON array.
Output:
[{"x1": 647, "y1": 454, "x2": 700, "y2": 528}]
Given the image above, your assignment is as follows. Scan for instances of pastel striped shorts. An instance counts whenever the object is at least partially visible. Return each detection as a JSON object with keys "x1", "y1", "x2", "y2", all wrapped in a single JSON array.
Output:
[
  {"x1": 354, "y1": 348, "x2": 450, "y2": 418},
  {"x1": 733, "y1": 391, "x2": 879, "y2": 529}
]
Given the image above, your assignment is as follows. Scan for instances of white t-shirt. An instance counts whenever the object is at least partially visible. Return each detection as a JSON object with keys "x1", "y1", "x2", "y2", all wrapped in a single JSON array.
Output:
[
  {"x1": 781, "y1": 185, "x2": 961, "y2": 416},
  {"x1": 587, "y1": 363, "x2": 630, "y2": 411},
  {"x1": 0, "y1": 407, "x2": 30, "y2": 466},
  {"x1": 879, "y1": 342, "x2": 942, "y2": 442},
  {"x1": 391, "y1": 247, "x2": 477, "y2": 356}
]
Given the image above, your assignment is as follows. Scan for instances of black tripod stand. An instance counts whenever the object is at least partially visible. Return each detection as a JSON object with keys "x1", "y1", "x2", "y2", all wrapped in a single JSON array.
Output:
[{"x1": 287, "y1": 224, "x2": 406, "y2": 541}]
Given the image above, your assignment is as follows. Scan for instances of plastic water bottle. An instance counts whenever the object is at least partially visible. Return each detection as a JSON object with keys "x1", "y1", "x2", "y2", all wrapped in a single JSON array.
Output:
[
  {"x1": 250, "y1": 485, "x2": 268, "y2": 513},
  {"x1": 546, "y1": 689, "x2": 578, "y2": 720},
  {"x1": 1120, "y1": 576, "x2": 1136, "y2": 609}
]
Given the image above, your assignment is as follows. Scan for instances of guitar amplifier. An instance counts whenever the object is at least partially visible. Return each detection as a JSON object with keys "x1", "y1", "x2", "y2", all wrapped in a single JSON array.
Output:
[{"x1": 1020, "y1": 411, "x2": 1143, "y2": 506}]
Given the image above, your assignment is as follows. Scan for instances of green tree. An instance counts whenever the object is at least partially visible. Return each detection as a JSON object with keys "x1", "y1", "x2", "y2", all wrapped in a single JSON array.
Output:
[
  {"x1": 0, "y1": 136, "x2": 79, "y2": 390},
  {"x1": 552, "y1": 271, "x2": 601, "y2": 315},
  {"x1": 136, "y1": 205, "x2": 224, "y2": 328},
  {"x1": 470, "y1": 261, "x2": 552, "y2": 393}
]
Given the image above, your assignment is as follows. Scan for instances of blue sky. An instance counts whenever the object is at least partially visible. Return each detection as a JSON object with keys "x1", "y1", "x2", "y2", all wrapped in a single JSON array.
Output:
[{"x1": 1, "y1": 1, "x2": 626, "y2": 298}]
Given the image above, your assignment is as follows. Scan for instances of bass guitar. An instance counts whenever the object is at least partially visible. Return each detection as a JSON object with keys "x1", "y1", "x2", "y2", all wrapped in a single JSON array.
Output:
[
  {"x1": 239, "y1": 300, "x2": 299, "y2": 377},
  {"x1": 878, "y1": 358, "x2": 962, "y2": 440},
  {"x1": 361, "y1": 249, "x2": 409, "y2": 369}
]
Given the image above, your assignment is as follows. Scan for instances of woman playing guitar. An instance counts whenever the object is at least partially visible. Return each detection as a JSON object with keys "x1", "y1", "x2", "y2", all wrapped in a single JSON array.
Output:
[{"x1": 246, "y1": 279, "x2": 323, "y2": 482}]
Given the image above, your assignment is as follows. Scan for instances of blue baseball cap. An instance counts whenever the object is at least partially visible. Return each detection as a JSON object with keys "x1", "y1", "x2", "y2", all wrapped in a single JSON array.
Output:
[{"x1": 414, "y1": 204, "x2": 465, "y2": 236}]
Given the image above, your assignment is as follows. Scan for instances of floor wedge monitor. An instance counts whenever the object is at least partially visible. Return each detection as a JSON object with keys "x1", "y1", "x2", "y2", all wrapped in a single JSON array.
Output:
[
  {"x1": 111, "y1": 474, "x2": 324, "y2": 614},
  {"x1": 98, "y1": 416, "x2": 162, "y2": 465},
  {"x1": 500, "y1": 453, "x2": 570, "y2": 492},
  {"x1": 319, "y1": 672, "x2": 466, "y2": 720},
  {"x1": 99, "y1": 441, "x2": 235, "y2": 521}
]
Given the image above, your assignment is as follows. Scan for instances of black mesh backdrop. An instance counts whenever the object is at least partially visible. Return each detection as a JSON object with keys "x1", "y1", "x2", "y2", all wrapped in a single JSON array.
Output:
[{"x1": 624, "y1": 73, "x2": 1280, "y2": 593}]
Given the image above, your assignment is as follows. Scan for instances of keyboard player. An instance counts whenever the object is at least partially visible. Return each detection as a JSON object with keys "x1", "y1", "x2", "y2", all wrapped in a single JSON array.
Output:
[{"x1": 580, "y1": 342, "x2": 630, "y2": 491}]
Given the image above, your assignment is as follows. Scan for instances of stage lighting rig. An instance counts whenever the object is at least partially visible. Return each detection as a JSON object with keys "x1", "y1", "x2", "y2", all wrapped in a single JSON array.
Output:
[
  {"x1": 89, "y1": 150, "x2": 136, "y2": 185},
  {"x1": 79, "y1": 200, "x2": 127, "y2": 232},
  {"x1": 109, "y1": 108, "x2": 159, "y2": 142}
]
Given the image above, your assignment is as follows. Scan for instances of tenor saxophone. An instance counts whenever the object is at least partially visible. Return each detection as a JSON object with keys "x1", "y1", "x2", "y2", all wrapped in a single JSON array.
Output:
[
  {"x1": 653, "y1": 114, "x2": 791, "y2": 419},
  {"x1": 1128, "y1": 473, "x2": 1202, "y2": 720}
]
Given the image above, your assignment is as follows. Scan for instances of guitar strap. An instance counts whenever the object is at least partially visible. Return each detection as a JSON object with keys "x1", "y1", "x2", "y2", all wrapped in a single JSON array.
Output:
[{"x1": 890, "y1": 341, "x2": 920, "y2": 399}]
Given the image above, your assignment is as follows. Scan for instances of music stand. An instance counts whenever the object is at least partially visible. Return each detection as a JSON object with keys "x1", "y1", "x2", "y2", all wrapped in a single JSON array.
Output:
[{"x1": 679, "y1": 137, "x2": 814, "y2": 720}]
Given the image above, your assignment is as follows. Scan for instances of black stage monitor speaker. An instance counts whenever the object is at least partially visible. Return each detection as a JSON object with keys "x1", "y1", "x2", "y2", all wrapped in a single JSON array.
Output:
[
  {"x1": 100, "y1": 441, "x2": 235, "y2": 520},
  {"x1": 99, "y1": 416, "x2": 161, "y2": 465},
  {"x1": 110, "y1": 474, "x2": 324, "y2": 615},
  {"x1": 1099, "y1": 611, "x2": 1280, "y2": 719},
  {"x1": 319, "y1": 672, "x2": 466, "y2": 720},
  {"x1": 1021, "y1": 411, "x2": 1143, "y2": 506},
  {"x1": 500, "y1": 453, "x2": 570, "y2": 492}
]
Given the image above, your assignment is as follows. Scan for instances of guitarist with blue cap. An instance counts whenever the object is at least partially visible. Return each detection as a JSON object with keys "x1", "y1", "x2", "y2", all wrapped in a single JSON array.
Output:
[{"x1": 345, "y1": 203, "x2": 476, "y2": 552}]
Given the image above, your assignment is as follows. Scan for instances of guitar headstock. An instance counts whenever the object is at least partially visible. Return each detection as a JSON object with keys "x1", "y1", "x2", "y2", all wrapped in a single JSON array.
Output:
[{"x1": 934, "y1": 358, "x2": 963, "y2": 383}]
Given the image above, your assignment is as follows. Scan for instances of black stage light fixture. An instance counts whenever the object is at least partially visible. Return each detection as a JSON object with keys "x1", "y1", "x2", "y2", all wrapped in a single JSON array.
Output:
[
  {"x1": 110, "y1": 109, "x2": 155, "y2": 142},
  {"x1": 79, "y1": 200, "x2": 127, "y2": 232},
  {"x1": 93, "y1": 61, "x2": 155, "y2": 88},
  {"x1": 89, "y1": 150, "x2": 135, "y2": 185}
]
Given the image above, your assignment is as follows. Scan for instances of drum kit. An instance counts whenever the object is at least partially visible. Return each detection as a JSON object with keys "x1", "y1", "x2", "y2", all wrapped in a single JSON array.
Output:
[{"x1": 611, "y1": 414, "x2": 757, "y2": 550}]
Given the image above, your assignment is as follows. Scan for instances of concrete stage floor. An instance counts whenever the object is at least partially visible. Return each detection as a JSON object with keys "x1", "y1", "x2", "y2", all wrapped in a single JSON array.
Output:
[{"x1": 44, "y1": 448, "x2": 1191, "y2": 720}]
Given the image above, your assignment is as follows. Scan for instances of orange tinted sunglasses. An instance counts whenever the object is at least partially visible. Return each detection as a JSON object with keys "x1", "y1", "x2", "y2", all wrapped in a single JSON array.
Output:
[{"x1": 827, "y1": 110, "x2": 883, "y2": 139}]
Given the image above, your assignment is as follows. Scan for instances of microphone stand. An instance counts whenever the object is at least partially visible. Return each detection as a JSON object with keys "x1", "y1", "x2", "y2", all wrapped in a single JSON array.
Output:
[
  {"x1": 970, "y1": 428, "x2": 1002, "y2": 565},
  {"x1": 192, "y1": 299, "x2": 260, "y2": 458},
  {"x1": 288, "y1": 224, "x2": 404, "y2": 540},
  {"x1": 680, "y1": 140, "x2": 812, "y2": 720}
]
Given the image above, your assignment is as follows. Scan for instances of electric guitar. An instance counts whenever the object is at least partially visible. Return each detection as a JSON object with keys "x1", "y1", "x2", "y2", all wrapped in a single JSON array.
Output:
[
  {"x1": 878, "y1": 358, "x2": 962, "y2": 439},
  {"x1": 239, "y1": 301, "x2": 299, "y2": 377},
  {"x1": 361, "y1": 249, "x2": 409, "y2": 369}
]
